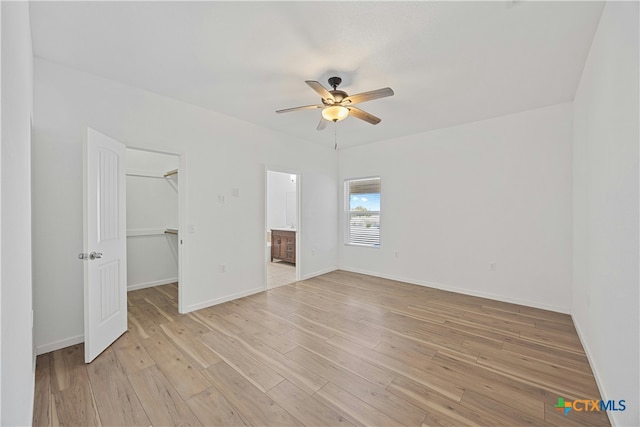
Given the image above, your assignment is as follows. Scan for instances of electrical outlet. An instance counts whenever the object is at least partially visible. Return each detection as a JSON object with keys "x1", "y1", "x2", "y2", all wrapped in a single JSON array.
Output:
[
  {"x1": 232, "y1": 188, "x2": 240, "y2": 197},
  {"x1": 490, "y1": 263, "x2": 496, "y2": 271},
  {"x1": 218, "y1": 195, "x2": 225, "y2": 203},
  {"x1": 394, "y1": 251, "x2": 400, "y2": 258},
  {"x1": 219, "y1": 264, "x2": 226, "y2": 273},
  {"x1": 311, "y1": 249, "x2": 316, "y2": 256}
]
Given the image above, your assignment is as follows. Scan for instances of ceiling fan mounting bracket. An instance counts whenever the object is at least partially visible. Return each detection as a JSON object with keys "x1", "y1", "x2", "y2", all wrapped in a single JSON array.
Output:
[{"x1": 328, "y1": 76, "x2": 342, "y2": 90}]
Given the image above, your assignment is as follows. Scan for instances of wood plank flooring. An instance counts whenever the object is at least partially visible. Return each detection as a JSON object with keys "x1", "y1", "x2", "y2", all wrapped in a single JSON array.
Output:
[{"x1": 33, "y1": 271, "x2": 610, "y2": 426}]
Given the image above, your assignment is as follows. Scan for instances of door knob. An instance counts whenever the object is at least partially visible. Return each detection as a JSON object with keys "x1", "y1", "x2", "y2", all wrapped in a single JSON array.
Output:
[{"x1": 89, "y1": 251, "x2": 103, "y2": 260}]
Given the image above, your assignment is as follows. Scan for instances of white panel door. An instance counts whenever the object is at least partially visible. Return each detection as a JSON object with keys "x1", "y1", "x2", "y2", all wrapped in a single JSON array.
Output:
[{"x1": 83, "y1": 128, "x2": 127, "y2": 363}]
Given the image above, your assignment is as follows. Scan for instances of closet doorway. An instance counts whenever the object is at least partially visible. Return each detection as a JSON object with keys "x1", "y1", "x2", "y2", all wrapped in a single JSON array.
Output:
[
  {"x1": 265, "y1": 169, "x2": 300, "y2": 289},
  {"x1": 126, "y1": 148, "x2": 185, "y2": 311}
]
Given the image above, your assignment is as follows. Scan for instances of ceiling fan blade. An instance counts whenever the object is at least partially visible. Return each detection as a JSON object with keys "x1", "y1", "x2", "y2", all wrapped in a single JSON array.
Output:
[
  {"x1": 317, "y1": 117, "x2": 328, "y2": 131},
  {"x1": 275, "y1": 104, "x2": 324, "y2": 114},
  {"x1": 342, "y1": 87, "x2": 394, "y2": 105},
  {"x1": 305, "y1": 81, "x2": 335, "y2": 103},
  {"x1": 347, "y1": 107, "x2": 382, "y2": 125}
]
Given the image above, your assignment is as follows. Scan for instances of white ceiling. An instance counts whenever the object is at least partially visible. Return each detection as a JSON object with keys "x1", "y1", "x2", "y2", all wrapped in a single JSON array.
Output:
[{"x1": 29, "y1": 1, "x2": 604, "y2": 149}]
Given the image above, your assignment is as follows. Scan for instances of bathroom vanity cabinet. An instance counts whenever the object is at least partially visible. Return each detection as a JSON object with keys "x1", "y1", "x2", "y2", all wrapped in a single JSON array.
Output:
[{"x1": 271, "y1": 229, "x2": 296, "y2": 264}]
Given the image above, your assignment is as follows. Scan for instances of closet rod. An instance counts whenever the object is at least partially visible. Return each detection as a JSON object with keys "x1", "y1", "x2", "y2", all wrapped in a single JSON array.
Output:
[
  {"x1": 164, "y1": 229, "x2": 178, "y2": 235},
  {"x1": 164, "y1": 169, "x2": 178, "y2": 178}
]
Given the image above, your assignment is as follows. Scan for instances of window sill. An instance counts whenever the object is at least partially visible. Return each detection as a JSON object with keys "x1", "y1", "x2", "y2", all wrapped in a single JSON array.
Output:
[{"x1": 344, "y1": 243, "x2": 380, "y2": 248}]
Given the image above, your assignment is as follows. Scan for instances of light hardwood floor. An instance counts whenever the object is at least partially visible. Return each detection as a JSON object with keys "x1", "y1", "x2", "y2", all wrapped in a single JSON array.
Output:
[
  {"x1": 267, "y1": 260, "x2": 296, "y2": 289},
  {"x1": 33, "y1": 271, "x2": 610, "y2": 426}
]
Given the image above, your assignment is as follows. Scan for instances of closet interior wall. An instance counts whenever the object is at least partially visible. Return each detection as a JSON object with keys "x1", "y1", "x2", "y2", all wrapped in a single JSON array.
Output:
[{"x1": 126, "y1": 148, "x2": 179, "y2": 290}]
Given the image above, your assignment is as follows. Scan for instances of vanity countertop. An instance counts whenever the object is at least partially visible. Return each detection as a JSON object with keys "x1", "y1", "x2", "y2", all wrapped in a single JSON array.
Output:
[{"x1": 271, "y1": 227, "x2": 296, "y2": 232}]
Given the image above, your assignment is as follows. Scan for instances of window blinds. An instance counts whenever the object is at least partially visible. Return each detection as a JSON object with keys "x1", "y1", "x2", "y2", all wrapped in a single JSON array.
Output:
[{"x1": 348, "y1": 178, "x2": 381, "y2": 195}]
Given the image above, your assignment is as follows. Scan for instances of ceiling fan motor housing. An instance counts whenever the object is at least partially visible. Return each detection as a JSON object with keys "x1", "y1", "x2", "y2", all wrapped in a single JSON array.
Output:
[{"x1": 325, "y1": 90, "x2": 348, "y2": 104}]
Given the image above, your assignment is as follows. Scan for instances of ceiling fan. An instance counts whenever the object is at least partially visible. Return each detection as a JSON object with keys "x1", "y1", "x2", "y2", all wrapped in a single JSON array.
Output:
[{"x1": 276, "y1": 77, "x2": 394, "y2": 130}]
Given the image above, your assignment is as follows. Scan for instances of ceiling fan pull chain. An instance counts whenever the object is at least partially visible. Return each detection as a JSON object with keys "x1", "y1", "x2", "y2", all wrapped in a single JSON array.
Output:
[{"x1": 334, "y1": 121, "x2": 338, "y2": 150}]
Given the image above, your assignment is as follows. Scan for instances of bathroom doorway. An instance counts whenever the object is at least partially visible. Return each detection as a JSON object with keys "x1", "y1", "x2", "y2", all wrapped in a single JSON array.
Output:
[{"x1": 265, "y1": 169, "x2": 300, "y2": 289}]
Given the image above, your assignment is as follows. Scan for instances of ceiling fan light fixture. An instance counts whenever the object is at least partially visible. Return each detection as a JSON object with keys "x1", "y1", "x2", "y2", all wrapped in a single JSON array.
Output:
[
  {"x1": 277, "y1": 77, "x2": 393, "y2": 129},
  {"x1": 322, "y1": 105, "x2": 349, "y2": 122}
]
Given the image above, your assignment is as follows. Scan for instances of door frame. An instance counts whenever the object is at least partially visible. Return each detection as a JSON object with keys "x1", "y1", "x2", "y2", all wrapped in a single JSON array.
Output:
[
  {"x1": 128, "y1": 146, "x2": 188, "y2": 313},
  {"x1": 264, "y1": 166, "x2": 301, "y2": 290}
]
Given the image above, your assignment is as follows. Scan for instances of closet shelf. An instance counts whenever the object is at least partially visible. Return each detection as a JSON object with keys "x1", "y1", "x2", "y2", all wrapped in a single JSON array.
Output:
[
  {"x1": 127, "y1": 228, "x2": 178, "y2": 237},
  {"x1": 164, "y1": 169, "x2": 178, "y2": 178}
]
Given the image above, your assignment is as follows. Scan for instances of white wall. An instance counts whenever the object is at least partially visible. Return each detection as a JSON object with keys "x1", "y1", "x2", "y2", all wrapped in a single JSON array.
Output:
[
  {"x1": 1, "y1": 2, "x2": 34, "y2": 425},
  {"x1": 126, "y1": 149, "x2": 179, "y2": 290},
  {"x1": 339, "y1": 102, "x2": 573, "y2": 313},
  {"x1": 127, "y1": 148, "x2": 179, "y2": 175},
  {"x1": 32, "y1": 59, "x2": 338, "y2": 352},
  {"x1": 267, "y1": 171, "x2": 297, "y2": 230},
  {"x1": 1, "y1": 5, "x2": 3, "y2": 420},
  {"x1": 572, "y1": 2, "x2": 639, "y2": 426}
]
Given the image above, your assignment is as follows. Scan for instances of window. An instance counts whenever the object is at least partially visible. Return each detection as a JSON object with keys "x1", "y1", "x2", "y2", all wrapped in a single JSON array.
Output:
[{"x1": 346, "y1": 177, "x2": 381, "y2": 246}]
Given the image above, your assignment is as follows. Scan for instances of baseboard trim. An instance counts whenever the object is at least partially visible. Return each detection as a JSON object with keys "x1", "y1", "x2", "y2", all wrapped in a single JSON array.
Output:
[
  {"x1": 338, "y1": 267, "x2": 570, "y2": 314},
  {"x1": 183, "y1": 286, "x2": 264, "y2": 313},
  {"x1": 302, "y1": 266, "x2": 338, "y2": 281},
  {"x1": 36, "y1": 334, "x2": 84, "y2": 355},
  {"x1": 128, "y1": 278, "x2": 178, "y2": 291},
  {"x1": 266, "y1": 281, "x2": 291, "y2": 290},
  {"x1": 27, "y1": 370, "x2": 35, "y2": 427},
  {"x1": 572, "y1": 317, "x2": 616, "y2": 426}
]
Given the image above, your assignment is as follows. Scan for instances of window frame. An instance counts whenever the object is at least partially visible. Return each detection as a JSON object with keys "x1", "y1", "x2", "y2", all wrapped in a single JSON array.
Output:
[{"x1": 344, "y1": 176, "x2": 381, "y2": 248}]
